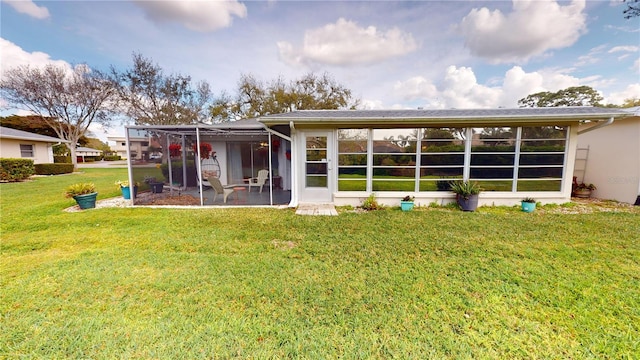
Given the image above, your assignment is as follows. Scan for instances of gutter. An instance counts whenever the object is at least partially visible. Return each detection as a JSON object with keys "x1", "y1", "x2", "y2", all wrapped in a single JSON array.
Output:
[{"x1": 577, "y1": 117, "x2": 615, "y2": 135}]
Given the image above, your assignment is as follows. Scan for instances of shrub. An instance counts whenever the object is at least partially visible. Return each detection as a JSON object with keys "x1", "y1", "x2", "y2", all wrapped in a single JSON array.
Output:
[
  {"x1": 35, "y1": 163, "x2": 74, "y2": 175},
  {"x1": 103, "y1": 155, "x2": 121, "y2": 161},
  {"x1": 54, "y1": 155, "x2": 71, "y2": 163},
  {"x1": 65, "y1": 183, "x2": 96, "y2": 197},
  {"x1": 361, "y1": 193, "x2": 383, "y2": 211},
  {"x1": 0, "y1": 158, "x2": 34, "y2": 182}
]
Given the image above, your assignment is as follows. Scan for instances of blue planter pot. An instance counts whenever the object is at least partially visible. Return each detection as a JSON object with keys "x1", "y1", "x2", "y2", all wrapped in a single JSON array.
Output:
[
  {"x1": 73, "y1": 192, "x2": 98, "y2": 209},
  {"x1": 121, "y1": 186, "x2": 137, "y2": 199},
  {"x1": 400, "y1": 201, "x2": 414, "y2": 211},
  {"x1": 521, "y1": 201, "x2": 536, "y2": 213}
]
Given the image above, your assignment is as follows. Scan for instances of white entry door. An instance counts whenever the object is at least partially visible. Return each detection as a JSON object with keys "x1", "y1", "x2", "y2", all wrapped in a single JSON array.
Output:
[{"x1": 299, "y1": 131, "x2": 333, "y2": 203}]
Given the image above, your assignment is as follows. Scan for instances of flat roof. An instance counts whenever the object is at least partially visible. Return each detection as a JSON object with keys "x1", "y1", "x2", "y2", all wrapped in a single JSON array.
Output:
[{"x1": 259, "y1": 107, "x2": 629, "y2": 127}]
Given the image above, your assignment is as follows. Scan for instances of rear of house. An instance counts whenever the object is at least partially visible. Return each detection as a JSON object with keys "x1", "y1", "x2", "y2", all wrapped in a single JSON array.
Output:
[{"x1": 260, "y1": 107, "x2": 630, "y2": 208}]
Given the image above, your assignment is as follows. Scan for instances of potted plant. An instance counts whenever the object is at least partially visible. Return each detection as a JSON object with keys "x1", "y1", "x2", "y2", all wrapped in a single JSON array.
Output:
[
  {"x1": 115, "y1": 180, "x2": 138, "y2": 199},
  {"x1": 573, "y1": 183, "x2": 596, "y2": 198},
  {"x1": 65, "y1": 182, "x2": 97, "y2": 209},
  {"x1": 521, "y1": 197, "x2": 536, "y2": 213},
  {"x1": 450, "y1": 180, "x2": 481, "y2": 211},
  {"x1": 144, "y1": 176, "x2": 164, "y2": 194},
  {"x1": 400, "y1": 195, "x2": 415, "y2": 212}
]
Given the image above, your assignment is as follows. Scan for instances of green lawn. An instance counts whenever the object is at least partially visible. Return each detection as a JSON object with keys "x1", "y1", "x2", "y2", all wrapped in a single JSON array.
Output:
[{"x1": 1, "y1": 168, "x2": 639, "y2": 358}]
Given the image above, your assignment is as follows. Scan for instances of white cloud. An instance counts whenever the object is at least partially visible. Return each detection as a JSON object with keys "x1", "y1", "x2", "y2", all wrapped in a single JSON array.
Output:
[
  {"x1": 0, "y1": 38, "x2": 72, "y2": 74},
  {"x1": 4, "y1": 0, "x2": 50, "y2": 19},
  {"x1": 278, "y1": 18, "x2": 417, "y2": 67},
  {"x1": 604, "y1": 84, "x2": 640, "y2": 105},
  {"x1": 608, "y1": 46, "x2": 639, "y2": 53},
  {"x1": 132, "y1": 0, "x2": 247, "y2": 32},
  {"x1": 393, "y1": 65, "x2": 593, "y2": 109},
  {"x1": 634, "y1": 58, "x2": 640, "y2": 73},
  {"x1": 458, "y1": 0, "x2": 587, "y2": 64}
]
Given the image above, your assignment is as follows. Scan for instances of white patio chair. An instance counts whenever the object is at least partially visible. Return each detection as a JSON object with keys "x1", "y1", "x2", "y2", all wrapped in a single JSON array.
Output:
[
  {"x1": 208, "y1": 177, "x2": 235, "y2": 203},
  {"x1": 247, "y1": 169, "x2": 269, "y2": 193}
]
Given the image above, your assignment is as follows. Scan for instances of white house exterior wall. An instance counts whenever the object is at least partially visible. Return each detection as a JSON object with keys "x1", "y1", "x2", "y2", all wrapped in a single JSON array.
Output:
[
  {"x1": 576, "y1": 116, "x2": 640, "y2": 204},
  {"x1": 0, "y1": 138, "x2": 53, "y2": 164}
]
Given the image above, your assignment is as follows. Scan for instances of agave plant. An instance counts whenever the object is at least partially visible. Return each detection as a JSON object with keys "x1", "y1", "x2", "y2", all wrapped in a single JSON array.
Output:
[{"x1": 449, "y1": 180, "x2": 481, "y2": 200}]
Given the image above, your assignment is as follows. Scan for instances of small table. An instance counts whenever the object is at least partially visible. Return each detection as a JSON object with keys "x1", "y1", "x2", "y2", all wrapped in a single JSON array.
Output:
[{"x1": 233, "y1": 186, "x2": 247, "y2": 204}]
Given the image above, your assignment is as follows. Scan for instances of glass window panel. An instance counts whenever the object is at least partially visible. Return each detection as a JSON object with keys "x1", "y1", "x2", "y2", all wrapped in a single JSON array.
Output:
[
  {"x1": 475, "y1": 180, "x2": 513, "y2": 191},
  {"x1": 473, "y1": 127, "x2": 514, "y2": 140},
  {"x1": 338, "y1": 129, "x2": 368, "y2": 141},
  {"x1": 306, "y1": 149, "x2": 326, "y2": 161},
  {"x1": 423, "y1": 128, "x2": 465, "y2": 140},
  {"x1": 517, "y1": 180, "x2": 562, "y2": 191},
  {"x1": 338, "y1": 179, "x2": 366, "y2": 191},
  {"x1": 422, "y1": 143, "x2": 465, "y2": 153},
  {"x1": 518, "y1": 167, "x2": 563, "y2": 179},
  {"x1": 421, "y1": 154, "x2": 464, "y2": 166},
  {"x1": 306, "y1": 136, "x2": 326, "y2": 149},
  {"x1": 338, "y1": 140, "x2": 367, "y2": 153},
  {"x1": 520, "y1": 140, "x2": 565, "y2": 152},
  {"x1": 306, "y1": 176, "x2": 327, "y2": 187},
  {"x1": 372, "y1": 129, "x2": 417, "y2": 154},
  {"x1": 306, "y1": 163, "x2": 327, "y2": 175},
  {"x1": 521, "y1": 126, "x2": 567, "y2": 139},
  {"x1": 470, "y1": 167, "x2": 514, "y2": 179},
  {"x1": 339, "y1": 154, "x2": 367, "y2": 166},
  {"x1": 519, "y1": 154, "x2": 564, "y2": 165},
  {"x1": 338, "y1": 168, "x2": 366, "y2": 178},
  {"x1": 373, "y1": 168, "x2": 415, "y2": 178},
  {"x1": 419, "y1": 179, "x2": 459, "y2": 191},
  {"x1": 373, "y1": 154, "x2": 416, "y2": 166},
  {"x1": 420, "y1": 168, "x2": 463, "y2": 177},
  {"x1": 471, "y1": 144, "x2": 516, "y2": 152},
  {"x1": 372, "y1": 180, "x2": 415, "y2": 192},
  {"x1": 471, "y1": 154, "x2": 515, "y2": 166}
]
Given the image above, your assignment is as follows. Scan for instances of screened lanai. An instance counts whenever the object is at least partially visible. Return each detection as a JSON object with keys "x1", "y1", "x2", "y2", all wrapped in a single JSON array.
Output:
[{"x1": 123, "y1": 119, "x2": 292, "y2": 207}]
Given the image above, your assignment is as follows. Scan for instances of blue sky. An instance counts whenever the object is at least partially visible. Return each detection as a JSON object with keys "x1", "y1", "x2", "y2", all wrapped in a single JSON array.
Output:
[{"x1": 1, "y1": 0, "x2": 639, "y2": 141}]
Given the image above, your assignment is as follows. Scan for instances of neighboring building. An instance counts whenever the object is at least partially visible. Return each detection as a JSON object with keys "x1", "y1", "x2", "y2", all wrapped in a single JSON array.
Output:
[
  {"x1": 575, "y1": 107, "x2": 640, "y2": 205},
  {"x1": 0, "y1": 126, "x2": 68, "y2": 164},
  {"x1": 125, "y1": 107, "x2": 629, "y2": 207},
  {"x1": 76, "y1": 147, "x2": 103, "y2": 162},
  {"x1": 108, "y1": 134, "x2": 161, "y2": 160}
]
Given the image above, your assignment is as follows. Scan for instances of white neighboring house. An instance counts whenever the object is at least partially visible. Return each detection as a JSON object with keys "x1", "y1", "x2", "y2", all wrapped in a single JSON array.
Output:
[
  {"x1": 0, "y1": 126, "x2": 69, "y2": 164},
  {"x1": 108, "y1": 135, "x2": 150, "y2": 160},
  {"x1": 575, "y1": 107, "x2": 640, "y2": 205},
  {"x1": 76, "y1": 147, "x2": 103, "y2": 162}
]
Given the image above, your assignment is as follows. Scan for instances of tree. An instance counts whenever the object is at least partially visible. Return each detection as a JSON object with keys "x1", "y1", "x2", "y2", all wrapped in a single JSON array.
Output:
[
  {"x1": 113, "y1": 53, "x2": 212, "y2": 126},
  {"x1": 0, "y1": 64, "x2": 117, "y2": 170},
  {"x1": 210, "y1": 72, "x2": 359, "y2": 122},
  {"x1": 518, "y1": 86, "x2": 603, "y2": 108},
  {"x1": 623, "y1": 0, "x2": 639, "y2": 19}
]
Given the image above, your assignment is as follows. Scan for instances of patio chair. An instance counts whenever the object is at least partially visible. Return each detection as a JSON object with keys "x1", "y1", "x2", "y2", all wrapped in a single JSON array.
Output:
[
  {"x1": 208, "y1": 176, "x2": 235, "y2": 203},
  {"x1": 198, "y1": 158, "x2": 220, "y2": 188},
  {"x1": 247, "y1": 169, "x2": 269, "y2": 193}
]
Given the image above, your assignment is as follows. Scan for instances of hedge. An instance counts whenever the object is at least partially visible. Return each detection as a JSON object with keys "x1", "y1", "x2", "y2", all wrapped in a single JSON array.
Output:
[
  {"x1": 35, "y1": 163, "x2": 75, "y2": 175},
  {"x1": 103, "y1": 155, "x2": 121, "y2": 161},
  {"x1": 0, "y1": 158, "x2": 35, "y2": 182}
]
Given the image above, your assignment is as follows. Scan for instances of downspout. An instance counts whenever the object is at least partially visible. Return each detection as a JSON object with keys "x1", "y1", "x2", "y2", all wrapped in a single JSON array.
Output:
[
  {"x1": 577, "y1": 117, "x2": 614, "y2": 135},
  {"x1": 125, "y1": 127, "x2": 134, "y2": 206},
  {"x1": 289, "y1": 121, "x2": 298, "y2": 207}
]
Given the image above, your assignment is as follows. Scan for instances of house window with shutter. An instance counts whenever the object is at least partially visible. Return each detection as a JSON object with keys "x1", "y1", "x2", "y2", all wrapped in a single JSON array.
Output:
[{"x1": 20, "y1": 144, "x2": 34, "y2": 158}]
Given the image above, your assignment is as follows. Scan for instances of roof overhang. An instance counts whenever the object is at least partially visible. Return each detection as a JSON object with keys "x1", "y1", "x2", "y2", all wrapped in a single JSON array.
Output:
[
  {"x1": 259, "y1": 107, "x2": 630, "y2": 128},
  {"x1": 125, "y1": 119, "x2": 269, "y2": 137}
]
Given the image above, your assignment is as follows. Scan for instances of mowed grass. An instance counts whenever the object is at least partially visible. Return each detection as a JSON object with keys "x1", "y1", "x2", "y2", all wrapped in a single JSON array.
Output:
[{"x1": 1, "y1": 168, "x2": 639, "y2": 358}]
